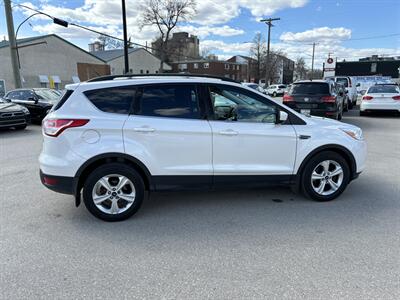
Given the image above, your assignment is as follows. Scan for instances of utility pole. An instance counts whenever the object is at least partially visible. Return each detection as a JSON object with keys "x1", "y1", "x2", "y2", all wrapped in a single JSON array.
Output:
[
  {"x1": 4, "y1": 0, "x2": 22, "y2": 88},
  {"x1": 310, "y1": 42, "x2": 316, "y2": 80},
  {"x1": 260, "y1": 17, "x2": 280, "y2": 86},
  {"x1": 121, "y1": 0, "x2": 129, "y2": 74}
]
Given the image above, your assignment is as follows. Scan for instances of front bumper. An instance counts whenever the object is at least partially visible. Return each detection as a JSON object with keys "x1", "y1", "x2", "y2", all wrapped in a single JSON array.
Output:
[
  {"x1": 40, "y1": 170, "x2": 75, "y2": 195},
  {"x1": 0, "y1": 114, "x2": 30, "y2": 128}
]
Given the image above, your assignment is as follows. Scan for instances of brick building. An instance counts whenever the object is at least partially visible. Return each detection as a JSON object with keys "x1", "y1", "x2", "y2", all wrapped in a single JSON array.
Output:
[{"x1": 170, "y1": 60, "x2": 244, "y2": 81}]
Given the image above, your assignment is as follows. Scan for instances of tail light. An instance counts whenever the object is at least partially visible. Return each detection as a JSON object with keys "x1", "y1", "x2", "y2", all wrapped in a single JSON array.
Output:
[
  {"x1": 362, "y1": 95, "x2": 373, "y2": 101},
  {"x1": 283, "y1": 94, "x2": 294, "y2": 102},
  {"x1": 43, "y1": 119, "x2": 89, "y2": 137},
  {"x1": 392, "y1": 95, "x2": 400, "y2": 100},
  {"x1": 322, "y1": 96, "x2": 336, "y2": 103}
]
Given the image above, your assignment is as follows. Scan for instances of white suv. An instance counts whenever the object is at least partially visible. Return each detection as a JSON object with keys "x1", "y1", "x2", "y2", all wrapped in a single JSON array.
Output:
[{"x1": 39, "y1": 75, "x2": 367, "y2": 221}]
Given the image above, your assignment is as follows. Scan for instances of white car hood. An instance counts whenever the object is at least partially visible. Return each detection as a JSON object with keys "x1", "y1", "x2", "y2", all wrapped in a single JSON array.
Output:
[{"x1": 306, "y1": 115, "x2": 360, "y2": 130}]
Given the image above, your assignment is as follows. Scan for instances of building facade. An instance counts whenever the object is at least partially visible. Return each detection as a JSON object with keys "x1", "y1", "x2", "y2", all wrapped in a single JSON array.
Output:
[
  {"x1": 91, "y1": 48, "x2": 172, "y2": 75},
  {"x1": 170, "y1": 60, "x2": 244, "y2": 81},
  {"x1": 152, "y1": 32, "x2": 200, "y2": 62},
  {"x1": 0, "y1": 34, "x2": 108, "y2": 91}
]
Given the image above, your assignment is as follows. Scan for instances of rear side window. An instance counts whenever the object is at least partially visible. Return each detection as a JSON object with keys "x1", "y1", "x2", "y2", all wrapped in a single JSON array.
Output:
[
  {"x1": 84, "y1": 87, "x2": 135, "y2": 114},
  {"x1": 291, "y1": 83, "x2": 330, "y2": 94},
  {"x1": 52, "y1": 89, "x2": 73, "y2": 111},
  {"x1": 137, "y1": 85, "x2": 200, "y2": 119}
]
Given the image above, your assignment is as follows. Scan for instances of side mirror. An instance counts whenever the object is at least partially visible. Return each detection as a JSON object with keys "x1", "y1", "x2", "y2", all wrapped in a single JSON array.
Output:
[
  {"x1": 356, "y1": 83, "x2": 361, "y2": 87},
  {"x1": 277, "y1": 110, "x2": 288, "y2": 124}
]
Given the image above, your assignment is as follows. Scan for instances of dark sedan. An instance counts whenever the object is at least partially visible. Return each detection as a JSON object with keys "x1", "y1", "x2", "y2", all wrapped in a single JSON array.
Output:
[
  {"x1": 283, "y1": 80, "x2": 345, "y2": 120},
  {"x1": 3, "y1": 88, "x2": 60, "y2": 121},
  {"x1": 0, "y1": 97, "x2": 31, "y2": 130}
]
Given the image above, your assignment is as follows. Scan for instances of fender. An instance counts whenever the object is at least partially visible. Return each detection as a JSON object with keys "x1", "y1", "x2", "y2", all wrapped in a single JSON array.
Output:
[
  {"x1": 292, "y1": 144, "x2": 357, "y2": 192},
  {"x1": 73, "y1": 152, "x2": 153, "y2": 207}
]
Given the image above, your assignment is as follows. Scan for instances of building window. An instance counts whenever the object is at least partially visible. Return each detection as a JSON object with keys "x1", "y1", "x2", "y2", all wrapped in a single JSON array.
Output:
[
  {"x1": 203, "y1": 63, "x2": 209, "y2": 69},
  {"x1": 371, "y1": 63, "x2": 377, "y2": 73},
  {"x1": 194, "y1": 63, "x2": 198, "y2": 69},
  {"x1": 140, "y1": 70, "x2": 144, "y2": 74},
  {"x1": 155, "y1": 70, "x2": 159, "y2": 74},
  {"x1": 146, "y1": 70, "x2": 150, "y2": 74},
  {"x1": 178, "y1": 64, "x2": 188, "y2": 71},
  {"x1": 237, "y1": 65, "x2": 240, "y2": 70},
  {"x1": 224, "y1": 64, "x2": 230, "y2": 70},
  {"x1": 41, "y1": 83, "x2": 48, "y2": 88}
]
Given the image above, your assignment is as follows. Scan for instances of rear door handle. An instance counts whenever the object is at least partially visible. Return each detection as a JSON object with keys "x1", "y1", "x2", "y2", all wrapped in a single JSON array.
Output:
[
  {"x1": 133, "y1": 127, "x2": 155, "y2": 133},
  {"x1": 219, "y1": 130, "x2": 238, "y2": 136}
]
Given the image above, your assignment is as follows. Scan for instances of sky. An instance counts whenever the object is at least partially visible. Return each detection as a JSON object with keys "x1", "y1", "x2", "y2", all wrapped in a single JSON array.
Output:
[{"x1": 1, "y1": 0, "x2": 399, "y2": 68}]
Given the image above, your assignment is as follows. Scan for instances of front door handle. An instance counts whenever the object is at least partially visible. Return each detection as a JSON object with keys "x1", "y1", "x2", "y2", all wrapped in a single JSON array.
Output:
[
  {"x1": 133, "y1": 127, "x2": 155, "y2": 133},
  {"x1": 219, "y1": 130, "x2": 238, "y2": 136}
]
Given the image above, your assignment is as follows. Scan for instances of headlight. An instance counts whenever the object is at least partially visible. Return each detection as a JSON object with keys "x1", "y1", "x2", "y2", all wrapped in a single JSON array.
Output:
[
  {"x1": 340, "y1": 127, "x2": 364, "y2": 140},
  {"x1": 21, "y1": 107, "x2": 30, "y2": 115}
]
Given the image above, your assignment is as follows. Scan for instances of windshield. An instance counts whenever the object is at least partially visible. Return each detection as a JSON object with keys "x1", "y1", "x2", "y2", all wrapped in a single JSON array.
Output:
[
  {"x1": 368, "y1": 85, "x2": 399, "y2": 94},
  {"x1": 336, "y1": 78, "x2": 349, "y2": 87},
  {"x1": 290, "y1": 83, "x2": 329, "y2": 94},
  {"x1": 34, "y1": 89, "x2": 60, "y2": 102}
]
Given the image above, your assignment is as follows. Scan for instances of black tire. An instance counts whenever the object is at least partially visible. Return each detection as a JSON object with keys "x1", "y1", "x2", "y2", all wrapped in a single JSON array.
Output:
[
  {"x1": 15, "y1": 124, "x2": 27, "y2": 130},
  {"x1": 359, "y1": 110, "x2": 367, "y2": 116},
  {"x1": 273, "y1": 92, "x2": 277, "y2": 97},
  {"x1": 301, "y1": 151, "x2": 350, "y2": 201},
  {"x1": 82, "y1": 163, "x2": 145, "y2": 221}
]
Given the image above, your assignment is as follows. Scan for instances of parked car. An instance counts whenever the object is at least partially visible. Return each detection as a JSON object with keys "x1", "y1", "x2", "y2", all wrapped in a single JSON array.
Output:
[
  {"x1": 266, "y1": 84, "x2": 286, "y2": 97},
  {"x1": 283, "y1": 80, "x2": 345, "y2": 120},
  {"x1": 325, "y1": 76, "x2": 358, "y2": 109},
  {"x1": 39, "y1": 74, "x2": 366, "y2": 221},
  {"x1": 242, "y1": 82, "x2": 267, "y2": 94},
  {"x1": 0, "y1": 97, "x2": 31, "y2": 130},
  {"x1": 360, "y1": 84, "x2": 400, "y2": 116},
  {"x1": 4, "y1": 88, "x2": 60, "y2": 121}
]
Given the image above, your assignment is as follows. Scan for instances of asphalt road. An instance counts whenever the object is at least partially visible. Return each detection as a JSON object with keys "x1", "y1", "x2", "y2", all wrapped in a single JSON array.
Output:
[{"x1": 1, "y1": 109, "x2": 399, "y2": 299}]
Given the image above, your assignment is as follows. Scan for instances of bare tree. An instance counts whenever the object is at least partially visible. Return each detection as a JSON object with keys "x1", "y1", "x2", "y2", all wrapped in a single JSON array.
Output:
[
  {"x1": 249, "y1": 33, "x2": 266, "y2": 81},
  {"x1": 140, "y1": 0, "x2": 196, "y2": 72},
  {"x1": 97, "y1": 34, "x2": 124, "y2": 50},
  {"x1": 294, "y1": 57, "x2": 308, "y2": 80}
]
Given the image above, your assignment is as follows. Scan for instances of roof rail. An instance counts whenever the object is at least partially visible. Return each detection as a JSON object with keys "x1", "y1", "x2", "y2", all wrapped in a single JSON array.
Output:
[{"x1": 86, "y1": 73, "x2": 240, "y2": 83}]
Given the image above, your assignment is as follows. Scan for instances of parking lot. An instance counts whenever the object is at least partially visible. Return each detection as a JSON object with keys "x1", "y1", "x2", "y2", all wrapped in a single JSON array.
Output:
[{"x1": 1, "y1": 109, "x2": 399, "y2": 299}]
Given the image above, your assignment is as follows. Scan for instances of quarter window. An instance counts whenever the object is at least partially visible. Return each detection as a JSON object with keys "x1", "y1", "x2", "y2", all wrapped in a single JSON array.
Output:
[
  {"x1": 209, "y1": 85, "x2": 277, "y2": 123},
  {"x1": 138, "y1": 85, "x2": 200, "y2": 119},
  {"x1": 84, "y1": 87, "x2": 135, "y2": 114}
]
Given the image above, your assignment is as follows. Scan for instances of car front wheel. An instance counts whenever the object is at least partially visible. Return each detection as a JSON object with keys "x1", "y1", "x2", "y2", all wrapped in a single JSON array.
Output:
[
  {"x1": 82, "y1": 163, "x2": 145, "y2": 221},
  {"x1": 301, "y1": 151, "x2": 350, "y2": 201}
]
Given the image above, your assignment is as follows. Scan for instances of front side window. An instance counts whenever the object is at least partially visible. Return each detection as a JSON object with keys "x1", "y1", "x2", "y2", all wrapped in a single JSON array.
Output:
[
  {"x1": 209, "y1": 85, "x2": 277, "y2": 123},
  {"x1": 84, "y1": 87, "x2": 135, "y2": 114},
  {"x1": 138, "y1": 85, "x2": 200, "y2": 119}
]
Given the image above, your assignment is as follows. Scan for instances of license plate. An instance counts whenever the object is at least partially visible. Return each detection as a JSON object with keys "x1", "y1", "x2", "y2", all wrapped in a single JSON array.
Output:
[{"x1": 300, "y1": 109, "x2": 311, "y2": 115}]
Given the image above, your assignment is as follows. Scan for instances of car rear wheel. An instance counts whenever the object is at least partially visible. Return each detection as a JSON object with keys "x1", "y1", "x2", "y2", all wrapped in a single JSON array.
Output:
[
  {"x1": 301, "y1": 151, "x2": 350, "y2": 201},
  {"x1": 82, "y1": 163, "x2": 145, "y2": 221}
]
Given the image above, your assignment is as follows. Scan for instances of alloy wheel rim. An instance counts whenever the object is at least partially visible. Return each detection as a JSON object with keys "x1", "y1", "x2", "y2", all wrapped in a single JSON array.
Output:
[
  {"x1": 92, "y1": 174, "x2": 136, "y2": 215},
  {"x1": 311, "y1": 160, "x2": 344, "y2": 196}
]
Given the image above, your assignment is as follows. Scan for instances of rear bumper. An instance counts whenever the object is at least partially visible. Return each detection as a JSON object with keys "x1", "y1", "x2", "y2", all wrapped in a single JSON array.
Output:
[
  {"x1": 40, "y1": 170, "x2": 75, "y2": 195},
  {"x1": 360, "y1": 101, "x2": 400, "y2": 112},
  {"x1": 290, "y1": 107, "x2": 339, "y2": 117}
]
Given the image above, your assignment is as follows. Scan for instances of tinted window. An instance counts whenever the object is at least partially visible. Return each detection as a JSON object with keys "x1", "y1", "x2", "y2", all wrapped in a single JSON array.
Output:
[
  {"x1": 336, "y1": 78, "x2": 349, "y2": 87},
  {"x1": 368, "y1": 85, "x2": 399, "y2": 94},
  {"x1": 34, "y1": 89, "x2": 60, "y2": 102},
  {"x1": 7, "y1": 90, "x2": 32, "y2": 100},
  {"x1": 138, "y1": 85, "x2": 200, "y2": 119},
  {"x1": 210, "y1": 85, "x2": 277, "y2": 123},
  {"x1": 290, "y1": 83, "x2": 330, "y2": 94},
  {"x1": 85, "y1": 87, "x2": 135, "y2": 114}
]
